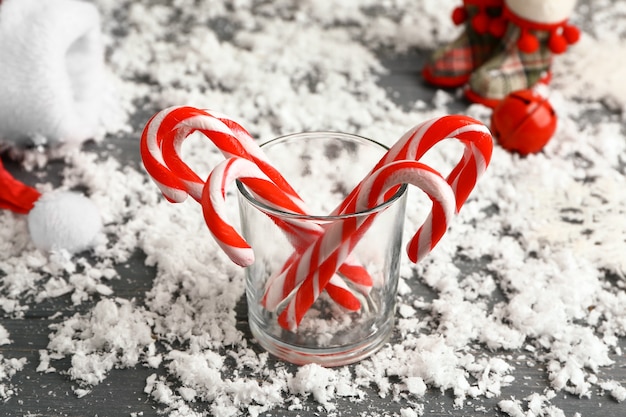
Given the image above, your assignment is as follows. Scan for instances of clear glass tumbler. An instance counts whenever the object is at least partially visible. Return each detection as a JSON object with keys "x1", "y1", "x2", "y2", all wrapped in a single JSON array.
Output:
[{"x1": 237, "y1": 132, "x2": 407, "y2": 366}]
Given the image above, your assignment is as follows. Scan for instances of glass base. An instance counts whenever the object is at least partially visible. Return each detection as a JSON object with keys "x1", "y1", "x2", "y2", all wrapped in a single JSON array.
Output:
[{"x1": 249, "y1": 316, "x2": 395, "y2": 367}]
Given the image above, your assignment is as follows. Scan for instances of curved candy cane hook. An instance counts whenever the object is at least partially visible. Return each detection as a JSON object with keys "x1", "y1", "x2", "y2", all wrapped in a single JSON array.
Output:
[
  {"x1": 203, "y1": 156, "x2": 364, "y2": 310},
  {"x1": 276, "y1": 160, "x2": 457, "y2": 331},
  {"x1": 266, "y1": 115, "x2": 494, "y2": 327}
]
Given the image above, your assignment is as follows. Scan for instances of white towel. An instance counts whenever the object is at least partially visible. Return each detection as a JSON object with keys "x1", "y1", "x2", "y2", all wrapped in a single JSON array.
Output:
[{"x1": 0, "y1": 0, "x2": 104, "y2": 147}]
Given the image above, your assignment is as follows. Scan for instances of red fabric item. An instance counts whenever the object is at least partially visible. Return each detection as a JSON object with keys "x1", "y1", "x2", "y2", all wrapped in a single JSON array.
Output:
[
  {"x1": 563, "y1": 24, "x2": 581, "y2": 44},
  {"x1": 453, "y1": 0, "x2": 505, "y2": 31},
  {"x1": 452, "y1": 6, "x2": 467, "y2": 25},
  {"x1": 472, "y1": 11, "x2": 490, "y2": 34},
  {"x1": 422, "y1": 42, "x2": 498, "y2": 88},
  {"x1": 463, "y1": 0, "x2": 503, "y2": 7},
  {"x1": 464, "y1": 72, "x2": 552, "y2": 109},
  {"x1": 548, "y1": 34, "x2": 568, "y2": 54},
  {"x1": 422, "y1": 68, "x2": 472, "y2": 89},
  {"x1": 489, "y1": 16, "x2": 508, "y2": 37},
  {"x1": 503, "y1": 6, "x2": 580, "y2": 55},
  {"x1": 423, "y1": 0, "x2": 506, "y2": 88},
  {"x1": 518, "y1": 29, "x2": 540, "y2": 53},
  {"x1": 468, "y1": 0, "x2": 505, "y2": 35},
  {"x1": 0, "y1": 158, "x2": 41, "y2": 214}
]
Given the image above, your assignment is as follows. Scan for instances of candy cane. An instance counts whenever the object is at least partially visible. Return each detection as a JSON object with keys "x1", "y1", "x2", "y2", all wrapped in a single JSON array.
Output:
[
  {"x1": 141, "y1": 106, "x2": 319, "y2": 246},
  {"x1": 202, "y1": 157, "x2": 304, "y2": 266},
  {"x1": 274, "y1": 160, "x2": 458, "y2": 331},
  {"x1": 140, "y1": 106, "x2": 372, "y2": 301},
  {"x1": 203, "y1": 156, "x2": 362, "y2": 310},
  {"x1": 141, "y1": 106, "x2": 300, "y2": 203},
  {"x1": 263, "y1": 115, "x2": 493, "y2": 312},
  {"x1": 336, "y1": 115, "x2": 493, "y2": 216},
  {"x1": 142, "y1": 106, "x2": 352, "y2": 246}
]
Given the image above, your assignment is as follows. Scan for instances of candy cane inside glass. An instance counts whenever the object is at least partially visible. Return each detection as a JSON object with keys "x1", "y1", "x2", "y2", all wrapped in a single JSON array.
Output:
[
  {"x1": 263, "y1": 116, "x2": 494, "y2": 319},
  {"x1": 274, "y1": 160, "x2": 457, "y2": 331},
  {"x1": 140, "y1": 106, "x2": 373, "y2": 306},
  {"x1": 236, "y1": 132, "x2": 408, "y2": 366},
  {"x1": 203, "y1": 156, "x2": 363, "y2": 309}
]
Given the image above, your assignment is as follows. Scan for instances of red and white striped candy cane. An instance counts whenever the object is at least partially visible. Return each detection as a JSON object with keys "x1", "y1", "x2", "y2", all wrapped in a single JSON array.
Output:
[
  {"x1": 202, "y1": 156, "x2": 305, "y2": 266},
  {"x1": 142, "y1": 106, "x2": 353, "y2": 246},
  {"x1": 263, "y1": 115, "x2": 493, "y2": 313},
  {"x1": 203, "y1": 156, "x2": 363, "y2": 310},
  {"x1": 141, "y1": 106, "x2": 300, "y2": 203},
  {"x1": 274, "y1": 160, "x2": 458, "y2": 331},
  {"x1": 336, "y1": 115, "x2": 493, "y2": 217},
  {"x1": 140, "y1": 106, "x2": 372, "y2": 303},
  {"x1": 141, "y1": 106, "x2": 324, "y2": 248}
]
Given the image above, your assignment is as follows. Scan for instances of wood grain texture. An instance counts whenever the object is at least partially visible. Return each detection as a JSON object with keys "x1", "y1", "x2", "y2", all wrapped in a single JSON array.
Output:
[{"x1": 2, "y1": 35, "x2": 625, "y2": 417}]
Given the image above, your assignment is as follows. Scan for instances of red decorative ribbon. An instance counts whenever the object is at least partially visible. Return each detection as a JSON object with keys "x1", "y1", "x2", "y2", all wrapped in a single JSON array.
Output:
[
  {"x1": 452, "y1": 0, "x2": 507, "y2": 37},
  {"x1": 504, "y1": 6, "x2": 580, "y2": 54}
]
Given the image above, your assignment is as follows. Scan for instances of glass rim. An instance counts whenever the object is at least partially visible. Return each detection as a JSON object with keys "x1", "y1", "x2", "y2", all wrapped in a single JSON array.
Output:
[{"x1": 236, "y1": 131, "x2": 408, "y2": 221}]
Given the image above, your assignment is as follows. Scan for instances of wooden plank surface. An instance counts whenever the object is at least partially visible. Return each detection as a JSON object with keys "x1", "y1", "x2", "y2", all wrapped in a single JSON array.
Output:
[
  {"x1": 2, "y1": 9, "x2": 625, "y2": 417},
  {"x1": 3, "y1": 85, "x2": 625, "y2": 416}
]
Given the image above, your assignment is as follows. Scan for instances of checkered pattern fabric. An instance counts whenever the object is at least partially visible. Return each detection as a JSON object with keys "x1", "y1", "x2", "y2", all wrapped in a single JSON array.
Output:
[
  {"x1": 422, "y1": 4, "x2": 503, "y2": 88},
  {"x1": 467, "y1": 24, "x2": 552, "y2": 106}
]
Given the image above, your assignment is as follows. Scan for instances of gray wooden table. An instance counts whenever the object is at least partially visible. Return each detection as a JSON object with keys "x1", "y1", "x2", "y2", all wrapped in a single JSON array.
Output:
[{"x1": 2, "y1": 4, "x2": 625, "y2": 416}]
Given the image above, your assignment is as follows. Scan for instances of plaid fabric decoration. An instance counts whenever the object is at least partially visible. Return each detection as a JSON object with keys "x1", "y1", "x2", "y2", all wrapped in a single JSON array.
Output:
[
  {"x1": 422, "y1": 4, "x2": 503, "y2": 88},
  {"x1": 467, "y1": 25, "x2": 552, "y2": 107}
]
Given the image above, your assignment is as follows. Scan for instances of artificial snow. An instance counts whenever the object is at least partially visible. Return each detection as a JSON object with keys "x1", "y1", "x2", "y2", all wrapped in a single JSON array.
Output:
[
  {"x1": 0, "y1": 325, "x2": 26, "y2": 402},
  {"x1": 0, "y1": 0, "x2": 625, "y2": 416}
]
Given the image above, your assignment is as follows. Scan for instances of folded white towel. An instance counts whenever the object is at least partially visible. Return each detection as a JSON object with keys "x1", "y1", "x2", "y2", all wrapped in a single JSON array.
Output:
[{"x1": 0, "y1": 0, "x2": 104, "y2": 147}]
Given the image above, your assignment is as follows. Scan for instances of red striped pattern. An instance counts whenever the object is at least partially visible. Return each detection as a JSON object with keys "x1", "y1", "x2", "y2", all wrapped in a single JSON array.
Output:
[
  {"x1": 204, "y1": 156, "x2": 364, "y2": 308},
  {"x1": 140, "y1": 106, "x2": 374, "y2": 308},
  {"x1": 263, "y1": 116, "x2": 493, "y2": 330},
  {"x1": 275, "y1": 161, "x2": 458, "y2": 331}
]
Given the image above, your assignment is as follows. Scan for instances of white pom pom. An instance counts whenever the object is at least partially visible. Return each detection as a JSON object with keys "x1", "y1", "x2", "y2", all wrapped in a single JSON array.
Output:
[{"x1": 27, "y1": 191, "x2": 102, "y2": 253}]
